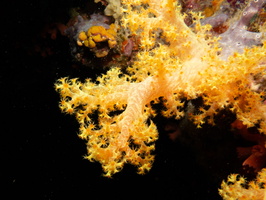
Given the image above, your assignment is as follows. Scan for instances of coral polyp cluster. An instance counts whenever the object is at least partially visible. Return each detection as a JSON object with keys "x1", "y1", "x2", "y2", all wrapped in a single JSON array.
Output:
[
  {"x1": 219, "y1": 169, "x2": 266, "y2": 199},
  {"x1": 56, "y1": 0, "x2": 266, "y2": 194},
  {"x1": 65, "y1": 13, "x2": 118, "y2": 58},
  {"x1": 77, "y1": 24, "x2": 117, "y2": 57}
]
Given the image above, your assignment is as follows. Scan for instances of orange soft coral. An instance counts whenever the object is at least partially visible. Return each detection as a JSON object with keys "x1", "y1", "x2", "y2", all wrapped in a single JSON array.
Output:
[{"x1": 56, "y1": 0, "x2": 266, "y2": 178}]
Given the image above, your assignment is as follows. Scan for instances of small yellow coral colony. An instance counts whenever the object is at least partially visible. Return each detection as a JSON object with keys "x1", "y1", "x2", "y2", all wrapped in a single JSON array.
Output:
[
  {"x1": 77, "y1": 24, "x2": 117, "y2": 57},
  {"x1": 55, "y1": 0, "x2": 266, "y2": 195}
]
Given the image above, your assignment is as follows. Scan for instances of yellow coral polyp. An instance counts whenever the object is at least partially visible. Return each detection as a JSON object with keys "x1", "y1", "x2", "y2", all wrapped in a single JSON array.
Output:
[
  {"x1": 91, "y1": 34, "x2": 103, "y2": 43},
  {"x1": 77, "y1": 40, "x2": 83, "y2": 46},
  {"x1": 78, "y1": 31, "x2": 87, "y2": 41},
  {"x1": 95, "y1": 50, "x2": 109, "y2": 57}
]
